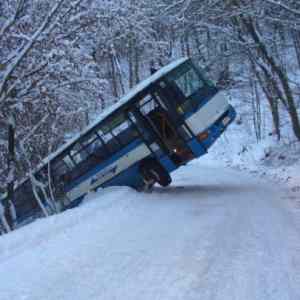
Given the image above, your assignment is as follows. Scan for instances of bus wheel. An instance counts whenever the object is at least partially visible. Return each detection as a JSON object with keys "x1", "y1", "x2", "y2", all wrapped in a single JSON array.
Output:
[{"x1": 139, "y1": 159, "x2": 172, "y2": 187}]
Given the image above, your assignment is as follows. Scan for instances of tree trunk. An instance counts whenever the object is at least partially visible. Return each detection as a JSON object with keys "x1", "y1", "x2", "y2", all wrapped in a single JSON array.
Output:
[
  {"x1": 243, "y1": 18, "x2": 300, "y2": 141},
  {"x1": 251, "y1": 61, "x2": 281, "y2": 140},
  {"x1": 128, "y1": 38, "x2": 134, "y2": 89},
  {"x1": 192, "y1": 28, "x2": 206, "y2": 63},
  {"x1": 134, "y1": 45, "x2": 140, "y2": 85},
  {"x1": 292, "y1": 30, "x2": 300, "y2": 68},
  {"x1": 184, "y1": 32, "x2": 191, "y2": 57},
  {"x1": 109, "y1": 52, "x2": 118, "y2": 99},
  {"x1": 4, "y1": 122, "x2": 15, "y2": 231},
  {"x1": 251, "y1": 77, "x2": 263, "y2": 141}
]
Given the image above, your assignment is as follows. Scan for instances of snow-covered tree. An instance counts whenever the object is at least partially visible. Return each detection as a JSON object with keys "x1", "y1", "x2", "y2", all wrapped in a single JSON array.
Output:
[{"x1": 0, "y1": 0, "x2": 108, "y2": 191}]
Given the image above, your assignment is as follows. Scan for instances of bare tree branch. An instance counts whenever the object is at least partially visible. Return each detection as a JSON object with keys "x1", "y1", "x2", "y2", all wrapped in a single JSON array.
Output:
[
  {"x1": 0, "y1": 0, "x2": 25, "y2": 37},
  {"x1": 0, "y1": 0, "x2": 66, "y2": 102}
]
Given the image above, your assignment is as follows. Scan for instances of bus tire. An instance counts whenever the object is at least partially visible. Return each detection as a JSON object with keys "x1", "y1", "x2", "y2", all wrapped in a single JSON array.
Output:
[{"x1": 139, "y1": 159, "x2": 172, "y2": 187}]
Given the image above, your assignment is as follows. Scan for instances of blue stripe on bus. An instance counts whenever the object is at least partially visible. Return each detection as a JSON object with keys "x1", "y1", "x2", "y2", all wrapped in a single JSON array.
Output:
[
  {"x1": 68, "y1": 153, "x2": 178, "y2": 206},
  {"x1": 102, "y1": 154, "x2": 178, "y2": 189},
  {"x1": 66, "y1": 152, "x2": 179, "y2": 205},
  {"x1": 159, "y1": 156, "x2": 177, "y2": 173},
  {"x1": 65, "y1": 138, "x2": 144, "y2": 191},
  {"x1": 101, "y1": 162, "x2": 143, "y2": 189},
  {"x1": 188, "y1": 139, "x2": 207, "y2": 157}
]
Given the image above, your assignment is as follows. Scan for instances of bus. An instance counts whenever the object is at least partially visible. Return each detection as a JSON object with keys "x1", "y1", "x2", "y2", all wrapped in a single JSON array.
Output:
[{"x1": 0, "y1": 57, "x2": 236, "y2": 228}]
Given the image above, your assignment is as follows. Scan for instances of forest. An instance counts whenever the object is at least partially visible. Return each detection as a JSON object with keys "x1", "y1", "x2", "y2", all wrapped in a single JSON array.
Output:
[{"x1": 0, "y1": 0, "x2": 300, "y2": 198}]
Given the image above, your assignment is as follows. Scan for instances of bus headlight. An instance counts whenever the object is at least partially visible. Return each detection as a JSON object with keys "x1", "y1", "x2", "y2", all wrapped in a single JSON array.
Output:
[
  {"x1": 197, "y1": 131, "x2": 209, "y2": 141},
  {"x1": 222, "y1": 116, "x2": 231, "y2": 126}
]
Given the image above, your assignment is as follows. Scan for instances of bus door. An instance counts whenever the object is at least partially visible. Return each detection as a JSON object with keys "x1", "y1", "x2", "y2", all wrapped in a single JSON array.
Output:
[
  {"x1": 134, "y1": 94, "x2": 194, "y2": 166},
  {"x1": 127, "y1": 109, "x2": 163, "y2": 160},
  {"x1": 154, "y1": 80, "x2": 194, "y2": 136}
]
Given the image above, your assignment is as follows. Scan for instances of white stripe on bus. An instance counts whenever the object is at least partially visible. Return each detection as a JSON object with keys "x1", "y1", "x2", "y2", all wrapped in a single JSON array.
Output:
[{"x1": 185, "y1": 92, "x2": 230, "y2": 136}]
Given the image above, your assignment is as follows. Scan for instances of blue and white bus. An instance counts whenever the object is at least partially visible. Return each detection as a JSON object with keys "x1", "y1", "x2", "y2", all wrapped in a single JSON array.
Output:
[{"x1": 1, "y1": 57, "x2": 236, "y2": 227}]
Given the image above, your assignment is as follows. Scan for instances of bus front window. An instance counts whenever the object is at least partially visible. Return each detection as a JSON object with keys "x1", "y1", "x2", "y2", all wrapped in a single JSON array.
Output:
[
  {"x1": 165, "y1": 61, "x2": 217, "y2": 114},
  {"x1": 173, "y1": 66, "x2": 204, "y2": 98}
]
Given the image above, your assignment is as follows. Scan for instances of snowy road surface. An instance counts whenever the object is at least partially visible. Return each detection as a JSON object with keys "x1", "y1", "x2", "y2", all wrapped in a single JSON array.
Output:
[{"x1": 0, "y1": 162, "x2": 300, "y2": 300}]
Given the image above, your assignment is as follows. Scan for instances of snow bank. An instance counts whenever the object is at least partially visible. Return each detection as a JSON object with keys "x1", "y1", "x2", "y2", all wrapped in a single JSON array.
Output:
[
  {"x1": 205, "y1": 88, "x2": 300, "y2": 205},
  {"x1": 0, "y1": 186, "x2": 136, "y2": 261}
]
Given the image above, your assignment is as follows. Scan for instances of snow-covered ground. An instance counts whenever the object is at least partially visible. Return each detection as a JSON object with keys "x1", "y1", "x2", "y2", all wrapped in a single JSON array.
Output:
[
  {"x1": 208, "y1": 133, "x2": 300, "y2": 201},
  {"x1": 1, "y1": 160, "x2": 300, "y2": 300},
  {"x1": 206, "y1": 88, "x2": 300, "y2": 207}
]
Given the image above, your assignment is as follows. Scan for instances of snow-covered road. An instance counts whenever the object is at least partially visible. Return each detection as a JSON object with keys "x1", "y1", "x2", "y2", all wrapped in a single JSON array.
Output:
[{"x1": 0, "y1": 162, "x2": 300, "y2": 300}]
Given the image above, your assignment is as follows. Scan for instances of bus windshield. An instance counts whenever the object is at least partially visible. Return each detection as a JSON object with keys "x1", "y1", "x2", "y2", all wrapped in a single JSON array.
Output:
[
  {"x1": 166, "y1": 62, "x2": 205, "y2": 98},
  {"x1": 163, "y1": 61, "x2": 216, "y2": 115}
]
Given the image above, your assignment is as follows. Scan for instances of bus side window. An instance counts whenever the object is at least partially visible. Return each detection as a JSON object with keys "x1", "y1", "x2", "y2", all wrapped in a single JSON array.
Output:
[
  {"x1": 139, "y1": 94, "x2": 158, "y2": 115},
  {"x1": 69, "y1": 133, "x2": 100, "y2": 166},
  {"x1": 100, "y1": 130, "x2": 120, "y2": 154},
  {"x1": 80, "y1": 133, "x2": 100, "y2": 154},
  {"x1": 66, "y1": 134, "x2": 107, "y2": 179},
  {"x1": 82, "y1": 135, "x2": 106, "y2": 162},
  {"x1": 99, "y1": 113, "x2": 132, "y2": 154},
  {"x1": 112, "y1": 119, "x2": 138, "y2": 146}
]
